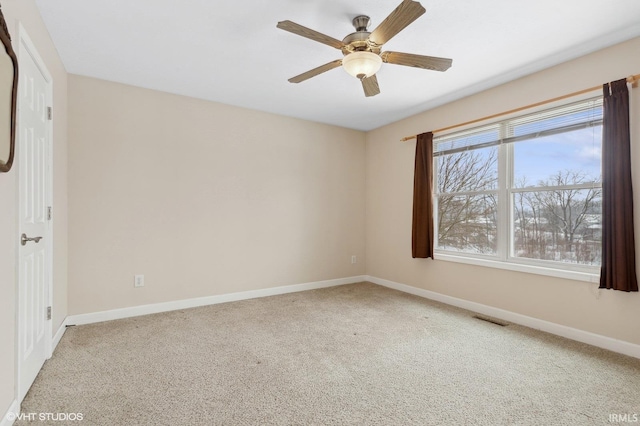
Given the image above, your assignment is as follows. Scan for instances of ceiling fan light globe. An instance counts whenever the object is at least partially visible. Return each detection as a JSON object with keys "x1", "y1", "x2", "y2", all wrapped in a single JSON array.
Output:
[{"x1": 342, "y1": 51, "x2": 382, "y2": 79}]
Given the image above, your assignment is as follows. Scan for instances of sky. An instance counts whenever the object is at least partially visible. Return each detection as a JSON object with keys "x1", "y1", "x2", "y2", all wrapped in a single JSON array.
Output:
[
  {"x1": 513, "y1": 125, "x2": 602, "y2": 186},
  {"x1": 436, "y1": 104, "x2": 603, "y2": 191}
]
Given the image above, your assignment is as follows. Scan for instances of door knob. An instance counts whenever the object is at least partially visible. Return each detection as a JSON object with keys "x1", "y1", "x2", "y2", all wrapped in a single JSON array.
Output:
[{"x1": 21, "y1": 233, "x2": 43, "y2": 246}]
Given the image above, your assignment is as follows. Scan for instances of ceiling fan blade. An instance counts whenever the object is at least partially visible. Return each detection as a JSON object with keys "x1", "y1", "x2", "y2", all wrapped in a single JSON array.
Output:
[
  {"x1": 277, "y1": 20, "x2": 345, "y2": 50},
  {"x1": 288, "y1": 59, "x2": 343, "y2": 83},
  {"x1": 361, "y1": 74, "x2": 380, "y2": 97},
  {"x1": 381, "y1": 51, "x2": 452, "y2": 72},
  {"x1": 368, "y1": 0, "x2": 426, "y2": 47}
]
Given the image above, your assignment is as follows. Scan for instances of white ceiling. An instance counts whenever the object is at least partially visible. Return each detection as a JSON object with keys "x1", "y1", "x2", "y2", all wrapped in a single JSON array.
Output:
[{"x1": 35, "y1": 0, "x2": 640, "y2": 131}]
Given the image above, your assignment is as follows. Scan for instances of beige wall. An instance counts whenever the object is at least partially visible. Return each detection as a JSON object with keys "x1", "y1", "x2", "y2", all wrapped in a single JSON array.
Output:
[
  {"x1": 67, "y1": 75, "x2": 366, "y2": 315},
  {"x1": 1, "y1": 6, "x2": 638, "y2": 417},
  {"x1": 366, "y1": 37, "x2": 640, "y2": 345},
  {"x1": 0, "y1": 0, "x2": 68, "y2": 417}
]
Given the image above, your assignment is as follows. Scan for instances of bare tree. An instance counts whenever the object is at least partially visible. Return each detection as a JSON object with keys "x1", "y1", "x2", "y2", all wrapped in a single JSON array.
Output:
[
  {"x1": 437, "y1": 147, "x2": 601, "y2": 264},
  {"x1": 534, "y1": 170, "x2": 601, "y2": 257},
  {"x1": 437, "y1": 149, "x2": 497, "y2": 194},
  {"x1": 514, "y1": 177, "x2": 550, "y2": 259},
  {"x1": 437, "y1": 149, "x2": 498, "y2": 253},
  {"x1": 513, "y1": 170, "x2": 601, "y2": 264}
]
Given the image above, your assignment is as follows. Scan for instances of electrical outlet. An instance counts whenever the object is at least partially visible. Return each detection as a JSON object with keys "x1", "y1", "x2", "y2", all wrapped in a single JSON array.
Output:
[
  {"x1": 351, "y1": 255, "x2": 357, "y2": 264},
  {"x1": 134, "y1": 274, "x2": 145, "y2": 288}
]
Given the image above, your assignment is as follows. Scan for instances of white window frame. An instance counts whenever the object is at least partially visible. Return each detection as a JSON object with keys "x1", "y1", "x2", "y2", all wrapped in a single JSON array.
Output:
[{"x1": 433, "y1": 97, "x2": 602, "y2": 283}]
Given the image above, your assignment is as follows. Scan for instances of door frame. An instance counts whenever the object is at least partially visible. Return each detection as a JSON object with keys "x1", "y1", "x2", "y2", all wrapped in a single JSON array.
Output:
[{"x1": 14, "y1": 22, "x2": 54, "y2": 404}]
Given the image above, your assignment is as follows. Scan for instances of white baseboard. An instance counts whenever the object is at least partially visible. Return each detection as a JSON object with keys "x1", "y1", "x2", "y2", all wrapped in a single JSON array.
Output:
[
  {"x1": 52, "y1": 319, "x2": 68, "y2": 354},
  {"x1": 366, "y1": 275, "x2": 640, "y2": 359},
  {"x1": 62, "y1": 273, "x2": 639, "y2": 358},
  {"x1": 1, "y1": 400, "x2": 19, "y2": 426},
  {"x1": 66, "y1": 275, "x2": 367, "y2": 326}
]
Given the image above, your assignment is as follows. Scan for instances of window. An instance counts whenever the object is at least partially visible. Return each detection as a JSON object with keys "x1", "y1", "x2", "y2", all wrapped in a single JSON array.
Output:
[{"x1": 434, "y1": 97, "x2": 602, "y2": 278}]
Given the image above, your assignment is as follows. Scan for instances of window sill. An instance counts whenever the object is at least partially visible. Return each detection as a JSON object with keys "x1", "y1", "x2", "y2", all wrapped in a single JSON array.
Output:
[{"x1": 434, "y1": 252, "x2": 600, "y2": 283}]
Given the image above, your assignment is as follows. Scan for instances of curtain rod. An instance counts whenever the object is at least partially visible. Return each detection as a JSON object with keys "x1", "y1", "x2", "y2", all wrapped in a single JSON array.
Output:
[{"x1": 400, "y1": 73, "x2": 640, "y2": 142}]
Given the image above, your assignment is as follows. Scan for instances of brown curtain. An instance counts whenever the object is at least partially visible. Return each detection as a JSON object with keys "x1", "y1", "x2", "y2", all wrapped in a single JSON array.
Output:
[
  {"x1": 412, "y1": 132, "x2": 434, "y2": 258},
  {"x1": 599, "y1": 79, "x2": 638, "y2": 292}
]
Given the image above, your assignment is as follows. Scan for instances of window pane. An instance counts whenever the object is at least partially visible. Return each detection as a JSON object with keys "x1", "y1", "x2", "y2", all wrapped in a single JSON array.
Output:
[
  {"x1": 513, "y1": 189, "x2": 601, "y2": 265},
  {"x1": 513, "y1": 126, "x2": 602, "y2": 187},
  {"x1": 437, "y1": 147, "x2": 498, "y2": 193},
  {"x1": 437, "y1": 194, "x2": 498, "y2": 255}
]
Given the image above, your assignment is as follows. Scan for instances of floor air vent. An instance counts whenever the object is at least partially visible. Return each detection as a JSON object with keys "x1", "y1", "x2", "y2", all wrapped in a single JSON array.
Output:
[{"x1": 473, "y1": 315, "x2": 509, "y2": 327}]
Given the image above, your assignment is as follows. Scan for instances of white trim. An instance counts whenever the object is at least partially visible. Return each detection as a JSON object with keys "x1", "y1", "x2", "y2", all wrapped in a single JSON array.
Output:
[
  {"x1": 1, "y1": 400, "x2": 19, "y2": 426},
  {"x1": 16, "y1": 23, "x2": 53, "y2": 82},
  {"x1": 366, "y1": 275, "x2": 640, "y2": 359},
  {"x1": 59, "y1": 273, "x2": 639, "y2": 358},
  {"x1": 67, "y1": 276, "x2": 367, "y2": 326},
  {"x1": 434, "y1": 252, "x2": 600, "y2": 283},
  {"x1": 432, "y1": 95, "x2": 603, "y2": 284},
  {"x1": 52, "y1": 319, "x2": 68, "y2": 353}
]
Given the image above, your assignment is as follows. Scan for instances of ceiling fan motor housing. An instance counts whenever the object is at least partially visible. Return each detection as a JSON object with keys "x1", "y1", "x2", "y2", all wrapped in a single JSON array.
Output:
[
  {"x1": 352, "y1": 15, "x2": 370, "y2": 32},
  {"x1": 342, "y1": 16, "x2": 379, "y2": 54}
]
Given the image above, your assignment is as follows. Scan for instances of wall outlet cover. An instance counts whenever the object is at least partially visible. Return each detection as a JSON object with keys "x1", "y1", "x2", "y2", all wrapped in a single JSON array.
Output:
[{"x1": 134, "y1": 274, "x2": 145, "y2": 287}]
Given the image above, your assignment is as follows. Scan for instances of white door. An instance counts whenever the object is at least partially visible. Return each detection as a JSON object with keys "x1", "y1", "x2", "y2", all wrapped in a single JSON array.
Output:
[{"x1": 17, "y1": 26, "x2": 53, "y2": 403}]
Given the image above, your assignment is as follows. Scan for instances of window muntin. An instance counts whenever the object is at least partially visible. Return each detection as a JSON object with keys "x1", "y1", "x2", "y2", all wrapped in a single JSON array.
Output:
[{"x1": 434, "y1": 97, "x2": 602, "y2": 272}]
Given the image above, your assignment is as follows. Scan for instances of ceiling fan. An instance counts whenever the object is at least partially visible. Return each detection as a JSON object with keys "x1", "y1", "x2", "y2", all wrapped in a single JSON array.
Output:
[{"x1": 276, "y1": 0, "x2": 452, "y2": 97}]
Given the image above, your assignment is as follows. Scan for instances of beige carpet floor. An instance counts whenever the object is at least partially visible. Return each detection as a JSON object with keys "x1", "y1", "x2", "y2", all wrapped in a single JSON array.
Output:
[{"x1": 16, "y1": 282, "x2": 640, "y2": 425}]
